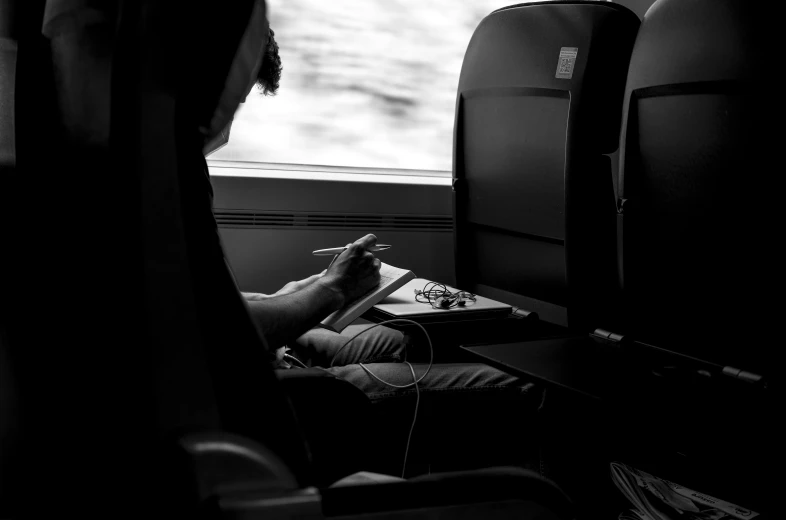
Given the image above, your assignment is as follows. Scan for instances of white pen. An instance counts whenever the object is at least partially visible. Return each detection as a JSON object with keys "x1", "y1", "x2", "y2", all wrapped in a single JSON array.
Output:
[{"x1": 312, "y1": 244, "x2": 392, "y2": 256}]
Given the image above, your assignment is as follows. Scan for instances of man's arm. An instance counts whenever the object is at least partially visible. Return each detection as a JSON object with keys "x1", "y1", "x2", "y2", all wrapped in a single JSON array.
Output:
[
  {"x1": 241, "y1": 291, "x2": 272, "y2": 301},
  {"x1": 241, "y1": 270, "x2": 326, "y2": 302},
  {"x1": 245, "y1": 278, "x2": 345, "y2": 349},
  {"x1": 244, "y1": 235, "x2": 381, "y2": 349}
]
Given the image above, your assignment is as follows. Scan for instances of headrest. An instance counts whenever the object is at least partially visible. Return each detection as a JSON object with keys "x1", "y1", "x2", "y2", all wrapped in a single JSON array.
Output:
[{"x1": 628, "y1": 0, "x2": 764, "y2": 87}]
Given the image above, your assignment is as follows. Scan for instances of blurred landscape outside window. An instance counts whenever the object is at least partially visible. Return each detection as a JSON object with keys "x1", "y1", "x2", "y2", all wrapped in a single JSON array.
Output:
[{"x1": 208, "y1": 0, "x2": 530, "y2": 175}]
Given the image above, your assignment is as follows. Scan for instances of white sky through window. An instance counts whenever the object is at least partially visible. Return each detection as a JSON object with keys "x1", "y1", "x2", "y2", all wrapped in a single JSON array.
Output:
[{"x1": 209, "y1": 0, "x2": 531, "y2": 172}]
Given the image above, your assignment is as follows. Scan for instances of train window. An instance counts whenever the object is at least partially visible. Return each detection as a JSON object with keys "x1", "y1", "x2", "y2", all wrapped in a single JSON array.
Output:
[{"x1": 208, "y1": 0, "x2": 527, "y2": 176}]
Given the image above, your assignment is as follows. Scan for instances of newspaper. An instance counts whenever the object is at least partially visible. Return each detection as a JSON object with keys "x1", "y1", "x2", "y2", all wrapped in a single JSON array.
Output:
[{"x1": 610, "y1": 462, "x2": 759, "y2": 520}]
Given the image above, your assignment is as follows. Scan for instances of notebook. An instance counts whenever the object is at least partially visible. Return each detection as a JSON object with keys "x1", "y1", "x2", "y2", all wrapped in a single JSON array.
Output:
[
  {"x1": 364, "y1": 278, "x2": 513, "y2": 325},
  {"x1": 319, "y1": 263, "x2": 416, "y2": 333}
]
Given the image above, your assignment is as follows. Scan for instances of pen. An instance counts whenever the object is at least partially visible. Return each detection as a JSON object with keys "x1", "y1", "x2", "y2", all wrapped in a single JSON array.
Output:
[{"x1": 312, "y1": 244, "x2": 391, "y2": 256}]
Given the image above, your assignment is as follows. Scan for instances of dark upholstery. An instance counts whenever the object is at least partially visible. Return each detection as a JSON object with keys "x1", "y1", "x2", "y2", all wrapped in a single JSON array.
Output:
[
  {"x1": 321, "y1": 467, "x2": 574, "y2": 518},
  {"x1": 0, "y1": 0, "x2": 18, "y2": 512},
  {"x1": 452, "y1": 1, "x2": 640, "y2": 331},
  {"x1": 615, "y1": 0, "x2": 775, "y2": 512},
  {"x1": 1, "y1": 1, "x2": 578, "y2": 517},
  {"x1": 617, "y1": 0, "x2": 773, "y2": 374},
  {"x1": 1, "y1": 1, "x2": 310, "y2": 515}
]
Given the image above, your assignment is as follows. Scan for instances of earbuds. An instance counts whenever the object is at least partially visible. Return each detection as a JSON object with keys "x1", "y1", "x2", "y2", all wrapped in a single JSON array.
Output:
[{"x1": 415, "y1": 281, "x2": 476, "y2": 309}]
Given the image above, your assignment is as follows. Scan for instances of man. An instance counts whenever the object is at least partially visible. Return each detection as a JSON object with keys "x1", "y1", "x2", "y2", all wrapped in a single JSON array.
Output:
[
  {"x1": 235, "y1": 29, "x2": 526, "y2": 393},
  {"x1": 210, "y1": 25, "x2": 544, "y2": 478},
  {"x1": 17, "y1": 1, "x2": 541, "y2": 502}
]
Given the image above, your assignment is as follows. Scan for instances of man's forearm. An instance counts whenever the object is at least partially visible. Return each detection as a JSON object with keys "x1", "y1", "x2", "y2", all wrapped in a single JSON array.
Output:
[
  {"x1": 244, "y1": 280, "x2": 344, "y2": 348},
  {"x1": 241, "y1": 291, "x2": 272, "y2": 301}
]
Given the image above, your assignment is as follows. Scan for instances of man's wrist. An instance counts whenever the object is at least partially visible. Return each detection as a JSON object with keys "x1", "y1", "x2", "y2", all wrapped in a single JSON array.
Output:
[{"x1": 313, "y1": 277, "x2": 345, "y2": 311}]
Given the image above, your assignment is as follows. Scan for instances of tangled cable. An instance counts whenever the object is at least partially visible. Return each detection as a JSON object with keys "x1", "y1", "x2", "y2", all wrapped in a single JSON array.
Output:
[{"x1": 414, "y1": 281, "x2": 476, "y2": 309}]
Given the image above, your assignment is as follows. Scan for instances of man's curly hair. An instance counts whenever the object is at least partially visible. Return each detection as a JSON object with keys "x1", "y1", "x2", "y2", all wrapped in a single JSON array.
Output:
[{"x1": 256, "y1": 28, "x2": 282, "y2": 95}]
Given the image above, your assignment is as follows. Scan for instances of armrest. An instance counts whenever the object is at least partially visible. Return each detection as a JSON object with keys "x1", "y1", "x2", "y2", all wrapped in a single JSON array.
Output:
[
  {"x1": 321, "y1": 467, "x2": 574, "y2": 517},
  {"x1": 178, "y1": 433, "x2": 575, "y2": 520},
  {"x1": 178, "y1": 431, "x2": 300, "y2": 499},
  {"x1": 222, "y1": 466, "x2": 575, "y2": 519},
  {"x1": 176, "y1": 431, "x2": 323, "y2": 518}
]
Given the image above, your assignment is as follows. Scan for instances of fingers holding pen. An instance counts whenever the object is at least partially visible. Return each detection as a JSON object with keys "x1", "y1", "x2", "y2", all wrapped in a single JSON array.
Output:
[
  {"x1": 337, "y1": 240, "x2": 379, "y2": 275},
  {"x1": 323, "y1": 236, "x2": 381, "y2": 303},
  {"x1": 354, "y1": 233, "x2": 378, "y2": 250}
]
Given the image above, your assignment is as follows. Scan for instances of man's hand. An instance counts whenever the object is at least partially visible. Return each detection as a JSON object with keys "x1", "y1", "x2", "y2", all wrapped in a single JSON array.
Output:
[
  {"x1": 243, "y1": 235, "x2": 381, "y2": 348},
  {"x1": 317, "y1": 234, "x2": 382, "y2": 307},
  {"x1": 274, "y1": 270, "x2": 327, "y2": 297}
]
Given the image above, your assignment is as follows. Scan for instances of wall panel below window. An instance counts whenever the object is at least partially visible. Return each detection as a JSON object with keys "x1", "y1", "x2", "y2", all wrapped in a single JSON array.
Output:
[{"x1": 210, "y1": 175, "x2": 455, "y2": 294}]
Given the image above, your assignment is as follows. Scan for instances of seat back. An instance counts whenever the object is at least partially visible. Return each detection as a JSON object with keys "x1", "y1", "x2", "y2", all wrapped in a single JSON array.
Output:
[
  {"x1": 1, "y1": 2, "x2": 586, "y2": 517},
  {"x1": 453, "y1": 1, "x2": 639, "y2": 331},
  {"x1": 0, "y1": 0, "x2": 19, "y2": 511},
  {"x1": 614, "y1": 0, "x2": 658, "y2": 19},
  {"x1": 617, "y1": 0, "x2": 773, "y2": 374},
  {"x1": 1, "y1": 1, "x2": 78, "y2": 513},
  {"x1": 123, "y1": 0, "x2": 311, "y2": 476},
  {"x1": 0, "y1": 1, "x2": 312, "y2": 516}
]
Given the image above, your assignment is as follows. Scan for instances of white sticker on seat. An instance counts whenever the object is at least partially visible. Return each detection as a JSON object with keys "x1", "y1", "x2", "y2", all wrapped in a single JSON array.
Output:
[{"x1": 555, "y1": 47, "x2": 578, "y2": 79}]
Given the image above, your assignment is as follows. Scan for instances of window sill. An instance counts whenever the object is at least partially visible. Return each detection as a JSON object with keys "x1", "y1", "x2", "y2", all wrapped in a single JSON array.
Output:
[{"x1": 207, "y1": 160, "x2": 453, "y2": 186}]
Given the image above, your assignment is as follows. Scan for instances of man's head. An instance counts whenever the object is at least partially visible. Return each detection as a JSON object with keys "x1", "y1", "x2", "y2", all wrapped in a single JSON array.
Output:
[{"x1": 255, "y1": 28, "x2": 282, "y2": 95}]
